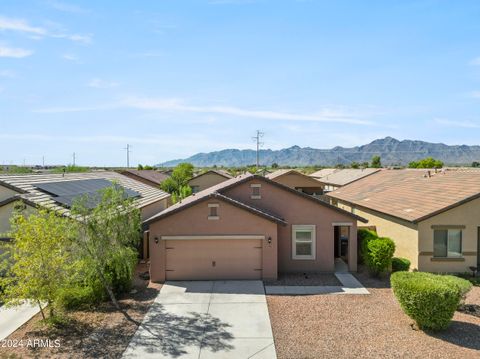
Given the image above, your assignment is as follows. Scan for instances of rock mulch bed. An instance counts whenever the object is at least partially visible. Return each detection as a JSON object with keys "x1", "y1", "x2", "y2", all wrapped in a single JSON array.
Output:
[
  {"x1": 264, "y1": 272, "x2": 341, "y2": 286},
  {"x1": 267, "y1": 268, "x2": 480, "y2": 359}
]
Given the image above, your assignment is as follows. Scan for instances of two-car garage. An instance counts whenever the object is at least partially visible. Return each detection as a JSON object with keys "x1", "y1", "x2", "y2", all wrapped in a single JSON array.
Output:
[{"x1": 163, "y1": 236, "x2": 263, "y2": 280}]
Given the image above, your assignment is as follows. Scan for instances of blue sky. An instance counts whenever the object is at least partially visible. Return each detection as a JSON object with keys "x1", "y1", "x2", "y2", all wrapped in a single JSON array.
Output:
[{"x1": 1, "y1": 0, "x2": 480, "y2": 166}]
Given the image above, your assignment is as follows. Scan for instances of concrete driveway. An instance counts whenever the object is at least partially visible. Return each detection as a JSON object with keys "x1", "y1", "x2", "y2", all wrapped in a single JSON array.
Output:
[{"x1": 123, "y1": 280, "x2": 276, "y2": 359}]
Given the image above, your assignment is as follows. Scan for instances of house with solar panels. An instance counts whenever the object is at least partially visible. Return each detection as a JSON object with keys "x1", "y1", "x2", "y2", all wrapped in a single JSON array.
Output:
[{"x1": 0, "y1": 171, "x2": 170, "y2": 259}]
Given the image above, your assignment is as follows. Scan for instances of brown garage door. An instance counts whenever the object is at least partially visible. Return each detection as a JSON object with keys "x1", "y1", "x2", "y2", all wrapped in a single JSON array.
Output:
[{"x1": 165, "y1": 238, "x2": 262, "y2": 280}]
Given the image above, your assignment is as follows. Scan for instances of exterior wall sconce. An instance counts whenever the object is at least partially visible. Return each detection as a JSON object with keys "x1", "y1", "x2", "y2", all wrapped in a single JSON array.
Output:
[
  {"x1": 154, "y1": 236, "x2": 159, "y2": 244},
  {"x1": 267, "y1": 236, "x2": 272, "y2": 244}
]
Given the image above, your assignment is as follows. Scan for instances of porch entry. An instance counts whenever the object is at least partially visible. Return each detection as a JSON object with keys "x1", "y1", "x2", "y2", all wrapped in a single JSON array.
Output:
[{"x1": 334, "y1": 224, "x2": 353, "y2": 271}]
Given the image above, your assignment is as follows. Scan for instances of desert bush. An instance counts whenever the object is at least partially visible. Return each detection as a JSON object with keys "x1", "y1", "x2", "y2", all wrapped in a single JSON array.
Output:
[
  {"x1": 56, "y1": 283, "x2": 104, "y2": 310},
  {"x1": 365, "y1": 237, "x2": 395, "y2": 276},
  {"x1": 392, "y1": 257, "x2": 411, "y2": 272},
  {"x1": 391, "y1": 272, "x2": 465, "y2": 331}
]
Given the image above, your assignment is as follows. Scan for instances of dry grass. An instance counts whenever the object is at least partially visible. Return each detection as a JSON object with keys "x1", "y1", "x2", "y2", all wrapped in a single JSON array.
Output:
[
  {"x1": 267, "y1": 267, "x2": 480, "y2": 359},
  {"x1": 264, "y1": 272, "x2": 341, "y2": 286},
  {"x1": 0, "y1": 263, "x2": 160, "y2": 359}
]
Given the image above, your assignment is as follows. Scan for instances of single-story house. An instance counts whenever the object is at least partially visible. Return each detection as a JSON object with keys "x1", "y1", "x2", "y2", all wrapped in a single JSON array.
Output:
[
  {"x1": 311, "y1": 168, "x2": 380, "y2": 192},
  {"x1": 0, "y1": 171, "x2": 170, "y2": 259},
  {"x1": 188, "y1": 169, "x2": 233, "y2": 193},
  {"x1": 309, "y1": 168, "x2": 339, "y2": 179},
  {"x1": 145, "y1": 173, "x2": 366, "y2": 281},
  {"x1": 120, "y1": 169, "x2": 170, "y2": 188},
  {"x1": 266, "y1": 169, "x2": 324, "y2": 196},
  {"x1": 327, "y1": 168, "x2": 480, "y2": 273}
]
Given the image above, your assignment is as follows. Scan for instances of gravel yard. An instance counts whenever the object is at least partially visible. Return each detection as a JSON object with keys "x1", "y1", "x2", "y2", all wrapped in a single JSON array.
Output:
[
  {"x1": 264, "y1": 272, "x2": 341, "y2": 286},
  {"x1": 267, "y1": 267, "x2": 480, "y2": 359}
]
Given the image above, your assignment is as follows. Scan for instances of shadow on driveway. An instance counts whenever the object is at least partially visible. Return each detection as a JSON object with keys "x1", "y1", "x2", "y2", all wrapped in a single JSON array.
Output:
[
  {"x1": 126, "y1": 303, "x2": 234, "y2": 358},
  {"x1": 428, "y1": 320, "x2": 480, "y2": 351}
]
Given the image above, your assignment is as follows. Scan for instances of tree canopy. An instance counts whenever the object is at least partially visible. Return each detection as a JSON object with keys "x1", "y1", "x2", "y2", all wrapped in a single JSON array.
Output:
[
  {"x1": 161, "y1": 163, "x2": 194, "y2": 203},
  {"x1": 408, "y1": 157, "x2": 444, "y2": 169}
]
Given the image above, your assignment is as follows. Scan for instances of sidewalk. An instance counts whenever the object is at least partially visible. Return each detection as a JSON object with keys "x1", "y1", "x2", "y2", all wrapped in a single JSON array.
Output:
[{"x1": 0, "y1": 302, "x2": 41, "y2": 340}]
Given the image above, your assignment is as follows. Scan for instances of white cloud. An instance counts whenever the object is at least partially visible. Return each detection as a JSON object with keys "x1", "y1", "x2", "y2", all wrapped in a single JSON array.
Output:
[
  {"x1": 47, "y1": 1, "x2": 89, "y2": 14},
  {"x1": 87, "y1": 78, "x2": 119, "y2": 89},
  {"x1": 0, "y1": 15, "x2": 91, "y2": 44},
  {"x1": 124, "y1": 97, "x2": 374, "y2": 125},
  {"x1": 62, "y1": 53, "x2": 80, "y2": 62},
  {"x1": 0, "y1": 16, "x2": 46, "y2": 35},
  {"x1": 469, "y1": 57, "x2": 480, "y2": 66},
  {"x1": 470, "y1": 91, "x2": 480, "y2": 98},
  {"x1": 0, "y1": 46, "x2": 33, "y2": 58},
  {"x1": 34, "y1": 97, "x2": 374, "y2": 125},
  {"x1": 434, "y1": 118, "x2": 480, "y2": 129},
  {"x1": 0, "y1": 69, "x2": 15, "y2": 77}
]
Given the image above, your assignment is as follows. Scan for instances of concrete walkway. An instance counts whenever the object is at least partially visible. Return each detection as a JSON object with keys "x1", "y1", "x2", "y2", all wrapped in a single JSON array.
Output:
[
  {"x1": 123, "y1": 280, "x2": 276, "y2": 359},
  {"x1": 265, "y1": 270, "x2": 369, "y2": 296},
  {"x1": 0, "y1": 302, "x2": 41, "y2": 340}
]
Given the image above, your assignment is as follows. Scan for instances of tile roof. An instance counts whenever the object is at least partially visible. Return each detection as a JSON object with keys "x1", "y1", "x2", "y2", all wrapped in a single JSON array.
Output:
[
  {"x1": 190, "y1": 169, "x2": 233, "y2": 181},
  {"x1": 0, "y1": 171, "x2": 170, "y2": 216},
  {"x1": 266, "y1": 169, "x2": 294, "y2": 179},
  {"x1": 309, "y1": 168, "x2": 339, "y2": 179},
  {"x1": 121, "y1": 170, "x2": 170, "y2": 185},
  {"x1": 146, "y1": 173, "x2": 367, "y2": 224},
  {"x1": 328, "y1": 168, "x2": 480, "y2": 223},
  {"x1": 315, "y1": 168, "x2": 380, "y2": 186}
]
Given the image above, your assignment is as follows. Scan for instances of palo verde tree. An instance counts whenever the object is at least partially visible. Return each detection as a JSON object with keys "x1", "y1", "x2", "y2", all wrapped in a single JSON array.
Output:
[
  {"x1": 161, "y1": 163, "x2": 194, "y2": 203},
  {"x1": 71, "y1": 184, "x2": 141, "y2": 311},
  {"x1": 408, "y1": 157, "x2": 444, "y2": 169},
  {"x1": 0, "y1": 208, "x2": 76, "y2": 320},
  {"x1": 370, "y1": 155, "x2": 382, "y2": 168}
]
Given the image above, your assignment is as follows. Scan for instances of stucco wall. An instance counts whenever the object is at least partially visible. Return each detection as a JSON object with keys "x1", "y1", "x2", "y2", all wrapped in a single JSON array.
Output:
[
  {"x1": 148, "y1": 198, "x2": 278, "y2": 282},
  {"x1": 270, "y1": 173, "x2": 324, "y2": 193},
  {"x1": 418, "y1": 197, "x2": 480, "y2": 273},
  {"x1": 188, "y1": 173, "x2": 229, "y2": 192},
  {"x1": 0, "y1": 202, "x2": 37, "y2": 237},
  {"x1": 337, "y1": 201, "x2": 419, "y2": 269},
  {"x1": 223, "y1": 179, "x2": 358, "y2": 272},
  {"x1": 141, "y1": 198, "x2": 169, "y2": 222},
  {"x1": 0, "y1": 185, "x2": 20, "y2": 202}
]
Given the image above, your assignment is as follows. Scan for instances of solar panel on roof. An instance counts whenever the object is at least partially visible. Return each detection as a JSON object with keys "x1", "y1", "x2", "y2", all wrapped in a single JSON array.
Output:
[{"x1": 33, "y1": 179, "x2": 140, "y2": 209}]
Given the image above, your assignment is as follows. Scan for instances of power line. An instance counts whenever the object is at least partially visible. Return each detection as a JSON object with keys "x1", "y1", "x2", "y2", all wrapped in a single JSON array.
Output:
[{"x1": 252, "y1": 130, "x2": 264, "y2": 168}]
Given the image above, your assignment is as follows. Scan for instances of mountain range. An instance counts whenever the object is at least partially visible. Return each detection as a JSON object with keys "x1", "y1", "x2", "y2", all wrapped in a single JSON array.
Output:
[{"x1": 159, "y1": 137, "x2": 480, "y2": 167}]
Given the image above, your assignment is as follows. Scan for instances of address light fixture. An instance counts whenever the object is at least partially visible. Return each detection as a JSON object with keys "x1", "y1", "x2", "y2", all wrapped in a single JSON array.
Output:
[
  {"x1": 154, "y1": 236, "x2": 159, "y2": 244},
  {"x1": 267, "y1": 236, "x2": 272, "y2": 244}
]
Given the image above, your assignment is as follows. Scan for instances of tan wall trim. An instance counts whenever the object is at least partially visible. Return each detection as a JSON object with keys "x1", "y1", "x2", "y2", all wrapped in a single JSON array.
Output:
[
  {"x1": 430, "y1": 257, "x2": 465, "y2": 262},
  {"x1": 332, "y1": 222, "x2": 353, "y2": 226},
  {"x1": 430, "y1": 225, "x2": 466, "y2": 229},
  {"x1": 161, "y1": 235, "x2": 266, "y2": 240},
  {"x1": 462, "y1": 251, "x2": 477, "y2": 256},
  {"x1": 419, "y1": 251, "x2": 434, "y2": 256}
]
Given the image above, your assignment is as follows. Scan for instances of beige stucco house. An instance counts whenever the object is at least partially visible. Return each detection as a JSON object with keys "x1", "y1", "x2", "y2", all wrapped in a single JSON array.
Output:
[
  {"x1": 311, "y1": 168, "x2": 380, "y2": 192},
  {"x1": 328, "y1": 169, "x2": 480, "y2": 273},
  {"x1": 188, "y1": 170, "x2": 232, "y2": 194},
  {"x1": 145, "y1": 173, "x2": 366, "y2": 282},
  {"x1": 266, "y1": 169, "x2": 324, "y2": 195},
  {"x1": 0, "y1": 172, "x2": 170, "y2": 259}
]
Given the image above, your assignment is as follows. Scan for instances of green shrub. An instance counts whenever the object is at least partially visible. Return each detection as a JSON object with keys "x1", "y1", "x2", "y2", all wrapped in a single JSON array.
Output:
[
  {"x1": 442, "y1": 275, "x2": 472, "y2": 302},
  {"x1": 56, "y1": 283, "x2": 104, "y2": 310},
  {"x1": 365, "y1": 237, "x2": 395, "y2": 276},
  {"x1": 391, "y1": 272, "x2": 462, "y2": 331},
  {"x1": 392, "y1": 257, "x2": 411, "y2": 272},
  {"x1": 358, "y1": 229, "x2": 378, "y2": 264},
  {"x1": 105, "y1": 248, "x2": 138, "y2": 295}
]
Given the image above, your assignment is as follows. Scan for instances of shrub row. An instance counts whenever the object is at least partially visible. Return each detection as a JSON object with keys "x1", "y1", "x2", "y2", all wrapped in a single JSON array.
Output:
[{"x1": 391, "y1": 272, "x2": 472, "y2": 331}]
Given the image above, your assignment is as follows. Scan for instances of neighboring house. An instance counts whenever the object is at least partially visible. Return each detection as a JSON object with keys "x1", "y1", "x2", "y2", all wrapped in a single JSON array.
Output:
[
  {"x1": 0, "y1": 171, "x2": 170, "y2": 259},
  {"x1": 312, "y1": 168, "x2": 380, "y2": 192},
  {"x1": 145, "y1": 173, "x2": 366, "y2": 281},
  {"x1": 188, "y1": 170, "x2": 233, "y2": 194},
  {"x1": 120, "y1": 169, "x2": 170, "y2": 188},
  {"x1": 328, "y1": 169, "x2": 480, "y2": 273},
  {"x1": 266, "y1": 169, "x2": 324, "y2": 196},
  {"x1": 310, "y1": 168, "x2": 339, "y2": 179}
]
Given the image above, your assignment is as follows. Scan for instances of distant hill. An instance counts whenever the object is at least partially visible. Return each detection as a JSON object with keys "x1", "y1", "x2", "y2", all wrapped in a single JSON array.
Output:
[{"x1": 158, "y1": 137, "x2": 480, "y2": 167}]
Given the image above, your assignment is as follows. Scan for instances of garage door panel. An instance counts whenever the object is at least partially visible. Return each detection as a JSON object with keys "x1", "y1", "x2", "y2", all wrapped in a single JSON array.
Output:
[{"x1": 165, "y1": 239, "x2": 262, "y2": 280}]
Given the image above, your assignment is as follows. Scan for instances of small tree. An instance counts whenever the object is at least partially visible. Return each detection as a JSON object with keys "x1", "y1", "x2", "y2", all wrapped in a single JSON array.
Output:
[
  {"x1": 370, "y1": 155, "x2": 382, "y2": 168},
  {"x1": 161, "y1": 163, "x2": 194, "y2": 203},
  {"x1": 408, "y1": 157, "x2": 443, "y2": 169},
  {"x1": 472, "y1": 161, "x2": 480, "y2": 168},
  {"x1": 271, "y1": 163, "x2": 279, "y2": 169},
  {"x1": 137, "y1": 164, "x2": 144, "y2": 170},
  {"x1": 0, "y1": 208, "x2": 76, "y2": 319},
  {"x1": 71, "y1": 185, "x2": 141, "y2": 311}
]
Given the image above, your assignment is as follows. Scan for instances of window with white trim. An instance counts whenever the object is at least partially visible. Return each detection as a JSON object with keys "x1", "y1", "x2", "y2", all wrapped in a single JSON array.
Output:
[
  {"x1": 208, "y1": 203, "x2": 219, "y2": 220},
  {"x1": 433, "y1": 229, "x2": 462, "y2": 257},
  {"x1": 250, "y1": 183, "x2": 261, "y2": 199},
  {"x1": 292, "y1": 225, "x2": 316, "y2": 260}
]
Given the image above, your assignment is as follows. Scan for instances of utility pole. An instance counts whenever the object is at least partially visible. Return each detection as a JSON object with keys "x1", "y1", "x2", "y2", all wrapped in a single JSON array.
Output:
[
  {"x1": 124, "y1": 144, "x2": 131, "y2": 168},
  {"x1": 72, "y1": 152, "x2": 76, "y2": 166},
  {"x1": 252, "y1": 130, "x2": 264, "y2": 169},
  {"x1": 42, "y1": 156, "x2": 45, "y2": 168}
]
